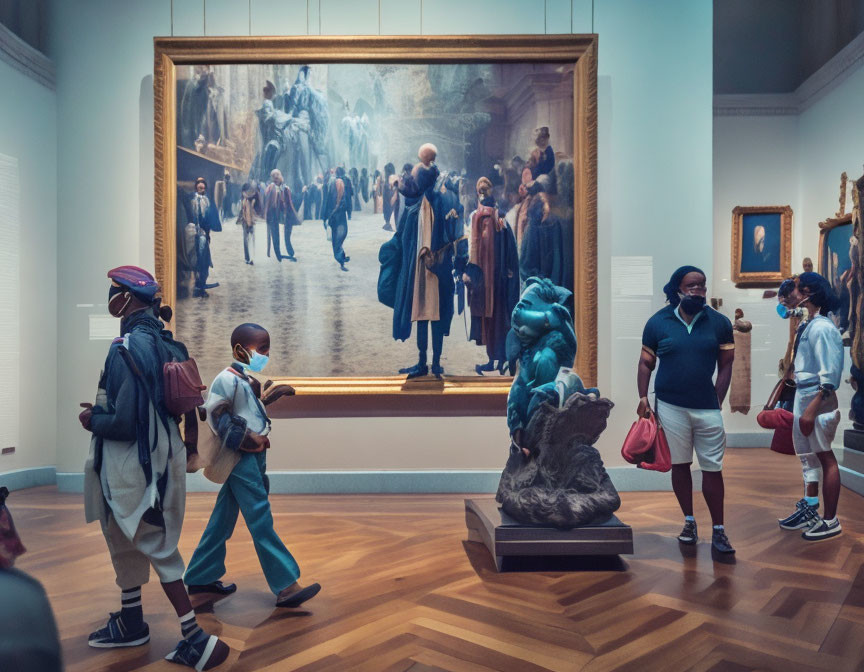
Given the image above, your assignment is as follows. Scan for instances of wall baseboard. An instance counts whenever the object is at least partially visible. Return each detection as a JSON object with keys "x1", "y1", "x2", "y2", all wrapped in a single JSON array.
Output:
[
  {"x1": 54, "y1": 466, "x2": 690, "y2": 494},
  {"x1": 0, "y1": 467, "x2": 57, "y2": 491},
  {"x1": 726, "y1": 432, "x2": 773, "y2": 449}
]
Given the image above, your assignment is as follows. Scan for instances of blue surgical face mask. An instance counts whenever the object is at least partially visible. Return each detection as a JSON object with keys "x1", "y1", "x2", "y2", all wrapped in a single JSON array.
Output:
[
  {"x1": 776, "y1": 298, "x2": 806, "y2": 319},
  {"x1": 246, "y1": 349, "x2": 269, "y2": 373}
]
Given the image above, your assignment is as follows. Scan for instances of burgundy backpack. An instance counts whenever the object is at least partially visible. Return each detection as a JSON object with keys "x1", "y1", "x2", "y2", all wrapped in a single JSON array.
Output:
[{"x1": 163, "y1": 358, "x2": 206, "y2": 417}]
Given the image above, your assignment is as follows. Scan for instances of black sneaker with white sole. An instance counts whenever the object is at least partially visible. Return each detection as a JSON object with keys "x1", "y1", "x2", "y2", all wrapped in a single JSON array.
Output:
[
  {"x1": 802, "y1": 517, "x2": 842, "y2": 541},
  {"x1": 711, "y1": 528, "x2": 735, "y2": 554},
  {"x1": 779, "y1": 499, "x2": 819, "y2": 530},
  {"x1": 88, "y1": 611, "x2": 150, "y2": 648},
  {"x1": 165, "y1": 630, "x2": 228, "y2": 670},
  {"x1": 677, "y1": 519, "x2": 697, "y2": 545}
]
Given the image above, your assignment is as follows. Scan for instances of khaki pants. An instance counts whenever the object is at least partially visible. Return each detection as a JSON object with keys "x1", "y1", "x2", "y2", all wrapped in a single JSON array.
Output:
[{"x1": 101, "y1": 513, "x2": 185, "y2": 590}]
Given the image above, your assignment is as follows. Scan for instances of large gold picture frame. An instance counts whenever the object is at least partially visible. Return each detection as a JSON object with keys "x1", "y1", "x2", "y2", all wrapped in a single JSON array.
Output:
[{"x1": 153, "y1": 35, "x2": 598, "y2": 417}]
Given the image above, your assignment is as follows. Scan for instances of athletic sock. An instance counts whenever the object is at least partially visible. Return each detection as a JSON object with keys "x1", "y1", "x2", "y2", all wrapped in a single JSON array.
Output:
[
  {"x1": 684, "y1": 515, "x2": 695, "y2": 522},
  {"x1": 179, "y1": 610, "x2": 202, "y2": 640},
  {"x1": 713, "y1": 524, "x2": 724, "y2": 531},
  {"x1": 805, "y1": 496, "x2": 819, "y2": 507},
  {"x1": 120, "y1": 587, "x2": 143, "y2": 630}
]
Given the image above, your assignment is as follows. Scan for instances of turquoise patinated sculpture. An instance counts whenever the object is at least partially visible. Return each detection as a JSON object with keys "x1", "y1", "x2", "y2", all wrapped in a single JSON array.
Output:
[
  {"x1": 506, "y1": 277, "x2": 599, "y2": 447},
  {"x1": 498, "y1": 277, "x2": 620, "y2": 528}
]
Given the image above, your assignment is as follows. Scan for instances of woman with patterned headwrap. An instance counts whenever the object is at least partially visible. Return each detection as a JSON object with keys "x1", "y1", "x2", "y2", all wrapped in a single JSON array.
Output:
[{"x1": 79, "y1": 266, "x2": 229, "y2": 669}]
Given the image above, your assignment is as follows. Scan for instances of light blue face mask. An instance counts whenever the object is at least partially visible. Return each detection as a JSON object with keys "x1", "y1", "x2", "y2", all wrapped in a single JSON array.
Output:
[
  {"x1": 776, "y1": 303, "x2": 805, "y2": 320},
  {"x1": 246, "y1": 349, "x2": 269, "y2": 373}
]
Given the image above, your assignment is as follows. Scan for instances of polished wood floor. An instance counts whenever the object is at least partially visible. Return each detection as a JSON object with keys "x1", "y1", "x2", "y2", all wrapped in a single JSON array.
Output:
[{"x1": 10, "y1": 448, "x2": 864, "y2": 671}]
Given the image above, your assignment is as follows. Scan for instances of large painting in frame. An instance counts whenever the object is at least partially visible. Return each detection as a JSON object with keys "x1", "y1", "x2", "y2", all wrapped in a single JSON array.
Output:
[
  {"x1": 731, "y1": 205, "x2": 792, "y2": 287},
  {"x1": 154, "y1": 36, "x2": 598, "y2": 417}
]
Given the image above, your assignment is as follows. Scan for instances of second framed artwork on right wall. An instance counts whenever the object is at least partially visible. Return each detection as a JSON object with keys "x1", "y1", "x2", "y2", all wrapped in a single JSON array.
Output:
[{"x1": 731, "y1": 205, "x2": 793, "y2": 287}]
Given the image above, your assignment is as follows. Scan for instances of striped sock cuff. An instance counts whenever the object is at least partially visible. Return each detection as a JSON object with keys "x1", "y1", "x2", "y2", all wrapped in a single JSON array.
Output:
[
  {"x1": 121, "y1": 588, "x2": 142, "y2": 609},
  {"x1": 180, "y1": 611, "x2": 200, "y2": 638}
]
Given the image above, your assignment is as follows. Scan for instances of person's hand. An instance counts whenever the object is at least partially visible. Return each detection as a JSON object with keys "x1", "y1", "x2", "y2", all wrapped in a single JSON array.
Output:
[
  {"x1": 636, "y1": 397, "x2": 651, "y2": 419},
  {"x1": 799, "y1": 411, "x2": 816, "y2": 437},
  {"x1": 186, "y1": 452, "x2": 204, "y2": 473},
  {"x1": 262, "y1": 380, "x2": 295, "y2": 406},
  {"x1": 462, "y1": 273, "x2": 471, "y2": 285},
  {"x1": 79, "y1": 403, "x2": 93, "y2": 431},
  {"x1": 242, "y1": 431, "x2": 270, "y2": 452}
]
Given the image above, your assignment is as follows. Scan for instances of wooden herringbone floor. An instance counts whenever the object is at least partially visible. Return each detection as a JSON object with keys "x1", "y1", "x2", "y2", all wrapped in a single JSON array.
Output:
[{"x1": 10, "y1": 448, "x2": 864, "y2": 671}]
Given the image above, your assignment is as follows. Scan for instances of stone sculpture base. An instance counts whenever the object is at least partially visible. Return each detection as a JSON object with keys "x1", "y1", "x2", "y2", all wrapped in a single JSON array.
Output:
[
  {"x1": 845, "y1": 428, "x2": 864, "y2": 452},
  {"x1": 465, "y1": 498, "x2": 633, "y2": 572}
]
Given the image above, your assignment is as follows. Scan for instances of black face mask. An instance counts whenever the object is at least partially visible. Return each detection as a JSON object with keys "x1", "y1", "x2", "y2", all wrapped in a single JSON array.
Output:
[{"x1": 679, "y1": 294, "x2": 706, "y2": 315}]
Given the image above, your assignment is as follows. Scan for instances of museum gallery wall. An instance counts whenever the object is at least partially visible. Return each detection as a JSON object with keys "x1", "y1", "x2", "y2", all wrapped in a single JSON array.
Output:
[{"x1": 29, "y1": 0, "x2": 717, "y2": 484}]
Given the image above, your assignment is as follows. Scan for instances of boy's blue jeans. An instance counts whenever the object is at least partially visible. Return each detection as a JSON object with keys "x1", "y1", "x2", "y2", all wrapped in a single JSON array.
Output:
[{"x1": 184, "y1": 451, "x2": 300, "y2": 595}]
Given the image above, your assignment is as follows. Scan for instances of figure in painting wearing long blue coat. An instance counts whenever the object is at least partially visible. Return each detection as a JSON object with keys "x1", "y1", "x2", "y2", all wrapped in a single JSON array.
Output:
[{"x1": 377, "y1": 144, "x2": 464, "y2": 378}]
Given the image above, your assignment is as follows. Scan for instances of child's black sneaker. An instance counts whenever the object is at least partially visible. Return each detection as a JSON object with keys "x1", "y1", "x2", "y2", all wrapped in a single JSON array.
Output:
[
  {"x1": 802, "y1": 517, "x2": 842, "y2": 542},
  {"x1": 711, "y1": 528, "x2": 735, "y2": 554},
  {"x1": 779, "y1": 498, "x2": 819, "y2": 530},
  {"x1": 677, "y1": 519, "x2": 697, "y2": 545},
  {"x1": 165, "y1": 630, "x2": 229, "y2": 670},
  {"x1": 88, "y1": 612, "x2": 150, "y2": 648}
]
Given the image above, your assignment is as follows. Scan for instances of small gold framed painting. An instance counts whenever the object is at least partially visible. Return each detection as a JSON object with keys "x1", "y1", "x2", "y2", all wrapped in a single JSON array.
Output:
[{"x1": 731, "y1": 205, "x2": 792, "y2": 287}]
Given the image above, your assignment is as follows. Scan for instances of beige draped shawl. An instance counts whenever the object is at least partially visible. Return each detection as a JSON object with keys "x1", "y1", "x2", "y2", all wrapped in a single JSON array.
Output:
[{"x1": 411, "y1": 197, "x2": 440, "y2": 322}]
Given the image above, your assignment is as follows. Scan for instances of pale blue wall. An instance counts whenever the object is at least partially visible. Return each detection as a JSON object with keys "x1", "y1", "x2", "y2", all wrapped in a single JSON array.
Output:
[
  {"x1": 0, "y1": 56, "x2": 58, "y2": 472},
  {"x1": 713, "y1": 114, "x2": 799, "y2": 437},
  {"x1": 48, "y1": 0, "x2": 713, "y2": 475}
]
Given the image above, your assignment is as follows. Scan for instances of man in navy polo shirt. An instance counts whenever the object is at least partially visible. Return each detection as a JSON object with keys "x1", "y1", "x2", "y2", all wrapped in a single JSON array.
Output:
[{"x1": 636, "y1": 265, "x2": 736, "y2": 554}]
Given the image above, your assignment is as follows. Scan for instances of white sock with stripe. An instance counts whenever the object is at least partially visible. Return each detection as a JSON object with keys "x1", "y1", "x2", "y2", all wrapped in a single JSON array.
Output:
[{"x1": 179, "y1": 610, "x2": 201, "y2": 639}]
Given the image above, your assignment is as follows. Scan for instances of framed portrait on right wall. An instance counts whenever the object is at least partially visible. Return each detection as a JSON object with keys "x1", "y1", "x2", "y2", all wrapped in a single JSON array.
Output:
[{"x1": 731, "y1": 205, "x2": 793, "y2": 287}]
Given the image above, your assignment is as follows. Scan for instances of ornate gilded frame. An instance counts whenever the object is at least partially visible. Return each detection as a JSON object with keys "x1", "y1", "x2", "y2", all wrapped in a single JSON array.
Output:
[
  {"x1": 818, "y1": 212, "x2": 854, "y2": 278},
  {"x1": 154, "y1": 35, "x2": 598, "y2": 416},
  {"x1": 731, "y1": 205, "x2": 793, "y2": 287}
]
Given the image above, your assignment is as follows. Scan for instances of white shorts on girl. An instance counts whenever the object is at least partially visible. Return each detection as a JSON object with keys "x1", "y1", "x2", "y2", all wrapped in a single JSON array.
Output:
[
  {"x1": 792, "y1": 388, "x2": 841, "y2": 481},
  {"x1": 655, "y1": 399, "x2": 726, "y2": 472}
]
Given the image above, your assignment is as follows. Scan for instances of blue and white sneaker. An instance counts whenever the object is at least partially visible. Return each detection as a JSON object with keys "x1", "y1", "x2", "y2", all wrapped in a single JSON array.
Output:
[
  {"x1": 165, "y1": 630, "x2": 228, "y2": 670},
  {"x1": 88, "y1": 611, "x2": 150, "y2": 648},
  {"x1": 802, "y1": 517, "x2": 842, "y2": 542},
  {"x1": 779, "y1": 499, "x2": 819, "y2": 530}
]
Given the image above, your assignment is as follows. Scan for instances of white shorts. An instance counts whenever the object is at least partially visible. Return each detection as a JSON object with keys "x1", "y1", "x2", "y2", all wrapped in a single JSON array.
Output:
[
  {"x1": 792, "y1": 389, "x2": 842, "y2": 455},
  {"x1": 655, "y1": 400, "x2": 726, "y2": 472}
]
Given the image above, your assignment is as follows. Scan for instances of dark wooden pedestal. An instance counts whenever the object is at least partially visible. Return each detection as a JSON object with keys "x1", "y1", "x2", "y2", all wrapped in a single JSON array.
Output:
[
  {"x1": 465, "y1": 498, "x2": 634, "y2": 572},
  {"x1": 845, "y1": 429, "x2": 864, "y2": 452}
]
